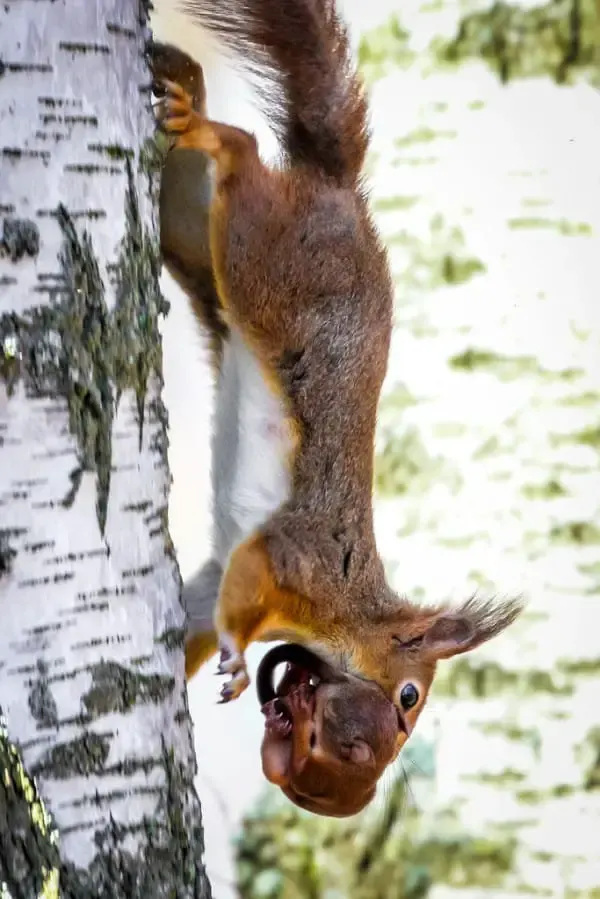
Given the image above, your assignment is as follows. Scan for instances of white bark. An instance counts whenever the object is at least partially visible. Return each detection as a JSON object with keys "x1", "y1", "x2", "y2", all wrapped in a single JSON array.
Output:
[{"x1": 0, "y1": 2, "x2": 210, "y2": 897}]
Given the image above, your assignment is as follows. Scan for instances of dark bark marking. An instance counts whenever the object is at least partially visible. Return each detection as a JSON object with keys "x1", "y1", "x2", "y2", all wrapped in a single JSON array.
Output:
[
  {"x1": 1, "y1": 217, "x2": 40, "y2": 262},
  {"x1": 0, "y1": 527, "x2": 25, "y2": 576},
  {"x1": 28, "y1": 660, "x2": 60, "y2": 729},
  {"x1": 32, "y1": 732, "x2": 111, "y2": 779},
  {"x1": 81, "y1": 661, "x2": 175, "y2": 720}
]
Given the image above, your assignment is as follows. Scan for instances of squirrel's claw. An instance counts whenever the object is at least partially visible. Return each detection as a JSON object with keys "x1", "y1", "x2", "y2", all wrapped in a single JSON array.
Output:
[
  {"x1": 218, "y1": 669, "x2": 250, "y2": 703},
  {"x1": 215, "y1": 636, "x2": 250, "y2": 703}
]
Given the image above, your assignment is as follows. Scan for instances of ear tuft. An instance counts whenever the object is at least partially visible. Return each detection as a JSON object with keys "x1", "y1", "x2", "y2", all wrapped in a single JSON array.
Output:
[{"x1": 423, "y1": 593, "x2": 525, "y2": 660}]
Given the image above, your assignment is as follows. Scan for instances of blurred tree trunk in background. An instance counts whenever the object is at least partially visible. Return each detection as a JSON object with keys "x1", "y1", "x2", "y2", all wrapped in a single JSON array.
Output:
[{"x1": 0, "y1": 2, "x2": 211, "y2": 897}]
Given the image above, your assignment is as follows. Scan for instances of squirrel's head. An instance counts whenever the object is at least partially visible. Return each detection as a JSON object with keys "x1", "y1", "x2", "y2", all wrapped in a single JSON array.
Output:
[
  {"x1": 257, "y1": 594, "x2": 523, "y2": 817},
  {"x1": 257, "y1": 644, "x2": 398, "y2": 817},
  {"x1": 350, "y1": 593, "x2": 524, "y2": 729}
]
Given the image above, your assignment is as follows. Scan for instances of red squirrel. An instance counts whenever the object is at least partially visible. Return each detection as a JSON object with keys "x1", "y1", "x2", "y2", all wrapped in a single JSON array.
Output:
[{"x1": 150, "y1": 0, "x2": 523, "y2": 818}]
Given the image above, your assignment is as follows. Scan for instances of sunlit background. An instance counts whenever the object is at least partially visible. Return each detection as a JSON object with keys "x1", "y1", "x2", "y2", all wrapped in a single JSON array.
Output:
[{"x1": 154, "y1": 0, "x2": 600, "y2": 896}]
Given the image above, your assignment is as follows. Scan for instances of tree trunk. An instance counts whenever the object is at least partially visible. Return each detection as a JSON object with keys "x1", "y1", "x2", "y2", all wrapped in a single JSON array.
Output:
[{"x1": 0, "y1": 2, "x2": 211, "y2": 897}]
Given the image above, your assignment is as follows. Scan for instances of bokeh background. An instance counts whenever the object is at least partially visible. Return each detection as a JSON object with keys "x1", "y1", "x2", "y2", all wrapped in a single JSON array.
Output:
[{"x1": 153, "y1": 0, "x2": 600, "y2": 896}]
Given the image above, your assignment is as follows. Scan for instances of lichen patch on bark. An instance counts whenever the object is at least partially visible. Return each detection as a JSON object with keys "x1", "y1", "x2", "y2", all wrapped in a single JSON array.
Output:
[
  {"x1": 0, "y1": 713, "x2": 60, "y2": 899},
  {"x1": 0, "y1": 163, "x2": 168, "y2": 538}
]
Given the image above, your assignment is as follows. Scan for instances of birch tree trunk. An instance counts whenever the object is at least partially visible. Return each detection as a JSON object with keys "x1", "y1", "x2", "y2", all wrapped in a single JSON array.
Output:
[{"x1": 0, "y1": 2, "x2": 211, "y2": 897}]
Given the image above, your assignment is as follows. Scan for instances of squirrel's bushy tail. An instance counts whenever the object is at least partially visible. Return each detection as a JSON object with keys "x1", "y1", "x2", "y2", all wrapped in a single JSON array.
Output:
[{"x1": 181, "y1": 0, "x2": 369, "y2": 185}]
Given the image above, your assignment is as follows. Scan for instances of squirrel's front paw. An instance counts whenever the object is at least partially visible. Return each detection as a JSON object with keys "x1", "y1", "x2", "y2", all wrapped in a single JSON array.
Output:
[
  {"x1": 286, "y1": 681, "x2": 314, "y2": 719},
  {"x1": 155, "y1": 79, "x2": 195, "y2": 136},
  {"x1": 154, "y1": 80, "x2": 217, "y2": 154},
  {"x1": 216, "y1": 634, "x2": 250, "y2": 703},
  {"x1": 149, "y1": 42, "x2": 207, "y2": 118}
]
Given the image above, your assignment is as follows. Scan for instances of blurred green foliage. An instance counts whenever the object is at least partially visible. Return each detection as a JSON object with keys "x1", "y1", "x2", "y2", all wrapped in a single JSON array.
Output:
[
  {"x1": 374, "y1": 427, "x2": 462, "y2": 498},
  {"x1": 359, "y1": 0, "x2": 600, "y2": 86},
  {"x1": 386, "y1": 215, "x2": 486, "y2": 291},
  {"x1": 577, "y1": 727, "x2": 600, "y2": 789},
  {"x1": 449, "y1": 347, "x2": 581, "y2": 382},
  {"x1": 358, "y1": 16, "x2": 415, "y2": 81},
  {"x1": 235, "y1": 771, "x2": 516, "y2": 899},
  {"x1": 434, "y1": 0, "x2": 600, "y2": 84}
]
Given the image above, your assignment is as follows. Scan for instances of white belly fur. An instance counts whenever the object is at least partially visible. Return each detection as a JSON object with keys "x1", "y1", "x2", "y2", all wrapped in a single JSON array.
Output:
[{"x1": 210, "y1": 326, "x2": 294, "y2": 568}]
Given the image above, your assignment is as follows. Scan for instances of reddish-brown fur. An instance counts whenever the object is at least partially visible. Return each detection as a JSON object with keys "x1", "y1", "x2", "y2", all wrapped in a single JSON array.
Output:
[{"x1": 150, "y1": 4, "x2": 523, "y2": 818}]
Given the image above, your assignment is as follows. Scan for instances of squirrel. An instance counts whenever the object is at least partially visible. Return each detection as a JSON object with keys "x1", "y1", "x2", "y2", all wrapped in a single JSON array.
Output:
[
  {"x1": 153, "y1": 40, "x2": 405, "y2": 816},
  {"x1": 150, "y1": 0, "x2": 523, "y2": 817}
]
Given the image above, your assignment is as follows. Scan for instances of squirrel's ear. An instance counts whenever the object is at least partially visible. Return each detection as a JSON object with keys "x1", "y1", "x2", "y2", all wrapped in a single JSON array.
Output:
[{"x1": 421, "y1": 595, "x2": 524, "y2": 661}]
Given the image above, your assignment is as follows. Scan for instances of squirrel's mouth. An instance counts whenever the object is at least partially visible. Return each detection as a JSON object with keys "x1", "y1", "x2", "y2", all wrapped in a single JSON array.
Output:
[
  {"x1": 257, "y1": 644, "x2": 339, "y2": 740},
  {"x1": 262, "y1": 676, "x2": 317, "y2": 737},
  {"x1": 256, "y1": 644, "x2": 392, "y2": 817}
]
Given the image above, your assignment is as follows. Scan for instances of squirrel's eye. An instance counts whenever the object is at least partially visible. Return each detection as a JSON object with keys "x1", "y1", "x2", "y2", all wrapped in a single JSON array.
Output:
[{"x1": 400, "y1": 683, "x2": 419, "y2": 710}]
